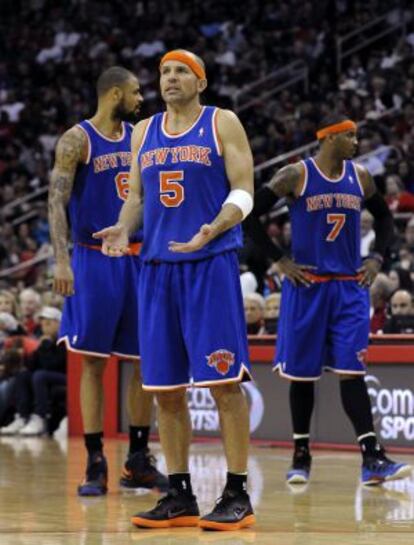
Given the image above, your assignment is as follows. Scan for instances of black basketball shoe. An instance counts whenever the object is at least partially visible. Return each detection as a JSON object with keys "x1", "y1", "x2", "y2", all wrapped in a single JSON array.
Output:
[
  {"x1": 199, "y1": 489, "x2": 256, "y2": 531},
  {"x1": 77, "y1": 452, "x2": 108, "y2": 496},
  {"x1": 286, "y1": 446, "x2": 312, "y2": 484},
  {"x1": 120, "y1": 449, "x2": 168, "y2": 492},
  {"x1": 131, "y1": 488, "x2": 200, "y2": 528}
]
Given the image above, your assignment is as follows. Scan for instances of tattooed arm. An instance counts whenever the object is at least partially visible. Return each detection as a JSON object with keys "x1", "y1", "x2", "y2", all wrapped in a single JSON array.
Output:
[{"x1": 48, "y1": 126, "x2": 86, "y2": 296}]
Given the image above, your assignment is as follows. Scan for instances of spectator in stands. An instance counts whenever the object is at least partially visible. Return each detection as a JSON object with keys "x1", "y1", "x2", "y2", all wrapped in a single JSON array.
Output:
[
  {"x1": 263, "y1": 293, "x2": 281, "y2": 334},
  {"x1": 0, "y1": 349, "x2": 21, "y2": 426},
  {"x1": 360, "y1": 210, "x2": 375, "y2": 258},
  {"x1": 243, "y1": 293, "x2": 266, "y2": 335},
  {"x1": 403, "y1": 217, "x2": 414, "y2": 253},
  {"x1": 0, "y1": 289, "x2": 18, "y2": 317},
  {"x1": 383, "y1": 289, "x2": 414, "y2": 333},
  {"x1": 19, "y1": 307, "x2": 66, "y2": 436},
  {"x1": 41, "y1": 291, "x2": 64, "y2": 310},
  {"x1": 395, "y1": 244, "x2": 414, "y2": 273},
  {"x1": 240, "y1": 270, "x2": 258, "y2": 297},
  {"x1": 388, "y1": 268, "x2": 414, "y2": 293},
  {"x1": 0, "y1": 307, "x2": 65, "y2": 436},
  {"x1": 389, "y1": 289, "x2": 413, "y2": 315},
  {"x1": 397, "y1": 160, "x2": 414, "y2": 193},
  {"x1": 370, "y1": 273, "x2": 393, "y2": 333},
  {"x1": 19, "y1": 287, "x2": 41, "y2": 337},
  {"x1": 385, "y1": 174, "x2": 414, "y2": 212}
]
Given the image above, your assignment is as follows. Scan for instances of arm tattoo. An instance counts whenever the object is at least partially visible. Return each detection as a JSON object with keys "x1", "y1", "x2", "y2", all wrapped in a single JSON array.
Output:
[
  {"x1": 268, "y1": 164, "x2": 301, "y2": 198},
  {"x1": 48, "y1": 128, "x2": 85, "y2": 262}
]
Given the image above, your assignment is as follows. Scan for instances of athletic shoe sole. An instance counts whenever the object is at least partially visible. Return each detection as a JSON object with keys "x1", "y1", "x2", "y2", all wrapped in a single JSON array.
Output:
[
  {"x1": 286, "y1": 472, "x2": 309, "y2": 484},
  {"x1": 362, "y1": 464, "x2": 412, "y2": 486},
  {"x1": 131, "y1": 515, "x2": 200, "y2": 528},
  {"x1": 199, "y1": 514, "x2": 256, "y2": 531},
  {"x1": 77, "y1": 485, "x2": 108, "y2": 496}
]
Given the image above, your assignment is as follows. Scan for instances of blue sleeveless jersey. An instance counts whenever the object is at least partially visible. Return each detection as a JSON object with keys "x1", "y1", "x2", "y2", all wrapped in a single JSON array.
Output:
[
  {"x1": 290, "y1": 158, "x2": 364, "y2": 275},
  {"x1": 68, "y1": 120, "x2": 142, "y2": 245},
  {"x1": 138, "y1": 106, "x2": 242, "y2": 262}
]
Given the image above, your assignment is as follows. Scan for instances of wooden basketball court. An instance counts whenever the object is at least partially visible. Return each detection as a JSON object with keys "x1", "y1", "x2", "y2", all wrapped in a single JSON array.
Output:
[{"x1": 0, "y1": 437, "x2": 413, "y2": 544}]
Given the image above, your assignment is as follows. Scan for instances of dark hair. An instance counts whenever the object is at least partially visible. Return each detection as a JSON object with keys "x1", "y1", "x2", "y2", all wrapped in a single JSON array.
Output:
[
  {"x1": 317, "y1": 113, "x2": 350, "y2": 132},
  {"x1": 96, "y1": 66, "x2": 135, "y2": 96},
  {"x1": 392, "y1": 267, "x2": 413, "y2": 292}
]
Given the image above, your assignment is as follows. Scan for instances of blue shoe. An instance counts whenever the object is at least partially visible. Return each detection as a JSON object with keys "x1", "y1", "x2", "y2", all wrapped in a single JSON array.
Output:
[
  {"x1": 361, "y1": 455, "x2": 411, "y2": 486},
  {"x1": 286, "y1": 447, "x2": 312, "y2": 484},
  {"x1": 78, "y1": 452, "x2": 108, "y2": 496}
]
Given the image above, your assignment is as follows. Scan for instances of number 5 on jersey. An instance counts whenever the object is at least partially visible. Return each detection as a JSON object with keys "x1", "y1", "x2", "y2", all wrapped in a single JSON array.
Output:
[
  {"x1": 326, "y1": 213, "x2": 346, "y2": 241},
  {"x1": 160, "y1": 171, "x2": 185, "y2": 207}
]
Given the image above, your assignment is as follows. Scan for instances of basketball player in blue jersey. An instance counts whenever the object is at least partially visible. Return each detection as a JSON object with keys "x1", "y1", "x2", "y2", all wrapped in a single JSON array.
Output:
[
  {"x1": 48, "y1": 67, "x2": 167, "y2": 496},
  {"x1": 94, "y1": 50, "x2": 256, "y2": 531},
  {"x1": 245, "y1": 114, "x2": 411, "y2": 486}
]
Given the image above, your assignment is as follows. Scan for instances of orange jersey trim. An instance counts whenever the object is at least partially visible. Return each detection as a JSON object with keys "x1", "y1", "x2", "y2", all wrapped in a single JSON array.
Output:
[
  {"x1": 160, "y1": 50, "x2": 206, "y2": 79},
  {"x1": 77, "y1": 242, "x2": 142, "y2": 256},
  {"x1": 304, "y1": 272, "x2": 363, "y2": 283},
  {"x1": 316, "y1": 120, "x2": 357, "y2": 140}
]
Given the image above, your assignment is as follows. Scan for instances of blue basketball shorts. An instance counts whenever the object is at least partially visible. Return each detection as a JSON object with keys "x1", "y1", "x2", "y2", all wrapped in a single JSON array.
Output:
[
  {"x1": 138, "y1": 251, "x2": 252, "y2": 390},
  {"x1": 274, "y1": 278, "x2": 370, "y2": 380},
  {"x1": 58, "y1": 245, "x2": 140, "y2": 359}
]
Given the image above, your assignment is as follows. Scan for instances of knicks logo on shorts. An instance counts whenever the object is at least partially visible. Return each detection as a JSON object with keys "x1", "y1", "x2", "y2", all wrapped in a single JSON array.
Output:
[
  {"x1": 206, "y1": 349, "x2": 235, "y2": 376},
  {"x1": 357, "y1": 348, "x2": 368, "y2": 364}
]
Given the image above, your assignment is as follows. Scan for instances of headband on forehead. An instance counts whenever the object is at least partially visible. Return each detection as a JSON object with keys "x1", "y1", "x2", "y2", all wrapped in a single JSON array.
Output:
[
  {"x1": 316, "y1": 120, "x2": 357, "y2": 140},
  {"x1": 160, "y1": 50, "x2": 206, "y2": 80}
]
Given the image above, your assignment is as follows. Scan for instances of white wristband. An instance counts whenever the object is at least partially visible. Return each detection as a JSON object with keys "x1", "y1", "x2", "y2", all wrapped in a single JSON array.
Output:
[{"x1": 222, "y1": 189, "x2": 253, "y2": 220}]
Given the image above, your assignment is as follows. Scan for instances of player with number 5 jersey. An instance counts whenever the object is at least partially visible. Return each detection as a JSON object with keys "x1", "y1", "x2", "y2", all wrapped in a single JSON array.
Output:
[
  {"x1": 94, "y1": 50, "x2": 256, "y2": 531},
  {"x1": 138, "y1": 105, "x2": 242, "y2": 262}
]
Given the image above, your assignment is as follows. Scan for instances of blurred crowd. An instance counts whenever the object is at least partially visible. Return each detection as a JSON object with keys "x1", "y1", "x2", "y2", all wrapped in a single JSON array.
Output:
[{"x1": 0, "y1": 0, "x2": 414, "y2": 365}]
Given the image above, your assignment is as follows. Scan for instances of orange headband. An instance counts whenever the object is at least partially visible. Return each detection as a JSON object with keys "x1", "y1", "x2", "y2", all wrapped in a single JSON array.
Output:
[
  {"x1": 160, "y1": 51, "x2": 206, "y2": 79},
  {"x1": 316, "y1": 120, "x2": 357, "y2": 140}
]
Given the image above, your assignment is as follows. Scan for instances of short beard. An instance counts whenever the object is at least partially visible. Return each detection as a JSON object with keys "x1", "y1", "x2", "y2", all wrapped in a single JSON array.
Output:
[{"x1": 112, "y1": 103, "x2": 139, "y2": 124}]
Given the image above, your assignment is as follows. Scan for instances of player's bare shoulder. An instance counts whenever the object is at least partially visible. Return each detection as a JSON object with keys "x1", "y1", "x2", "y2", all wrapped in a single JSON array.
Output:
[
  {"x1": 354, "y1": 163, "x2": 376, "y2": 199},
  {"x1": 215, "y1": 108, "x2": 245, "y2": 135},
  {"x1": 268, "y1": 161, "x2": 306, "y2": 199}
]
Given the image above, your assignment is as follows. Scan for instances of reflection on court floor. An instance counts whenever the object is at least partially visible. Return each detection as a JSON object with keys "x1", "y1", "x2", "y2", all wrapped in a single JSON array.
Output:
[{"x1": 0, "y1": 437, "x2": 413, "y2": 545}]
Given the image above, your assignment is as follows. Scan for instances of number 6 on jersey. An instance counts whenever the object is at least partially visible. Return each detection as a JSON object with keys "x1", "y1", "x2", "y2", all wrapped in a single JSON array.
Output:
[
  {"x1": 326, "y1": 213, "x2": 346, "y2": 241},
  {"x1": 160, "y1": 171, "x2": 185, "y2": 207}
]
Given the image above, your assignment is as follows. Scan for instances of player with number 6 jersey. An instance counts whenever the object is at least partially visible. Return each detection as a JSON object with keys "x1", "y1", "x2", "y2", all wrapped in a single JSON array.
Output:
[{"x1": 49, "y1": 66, "x2": 167, "y2": 498}]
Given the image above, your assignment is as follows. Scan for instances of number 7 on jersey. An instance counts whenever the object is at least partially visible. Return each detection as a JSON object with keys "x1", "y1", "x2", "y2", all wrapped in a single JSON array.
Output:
[{"x1": 326, "y1": 213, "x2": 346, "y2": 241}]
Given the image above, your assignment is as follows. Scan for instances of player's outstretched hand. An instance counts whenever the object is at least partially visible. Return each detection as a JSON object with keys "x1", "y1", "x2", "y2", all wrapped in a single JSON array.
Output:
[
  {"x1": 93, "y1": 224, "x2": 129, "y2": 257},
  {"x1": 358, "y1": 258, "x2": 381, "y2": 287},
  {"x1": 53, "y1": 261, "x2": 74, "y2": 297},
  {"x1": 276, "y1": 256, "x2": 316, "y2": 287},
  {"x1": 168, "y1": 224, "x2": 215, "y2": 253}
]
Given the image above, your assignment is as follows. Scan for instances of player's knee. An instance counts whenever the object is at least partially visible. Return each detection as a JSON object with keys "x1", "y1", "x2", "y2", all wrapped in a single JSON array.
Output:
[
  {"x1": 210, "y1": 383, "x2": 242, "y2": 407},
  {"x1": 155, "y1": 390, "x2": 187, "y2": 412},
  {"x1": 82, "y1": 357, "x2": 106, "y2": 378}
]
